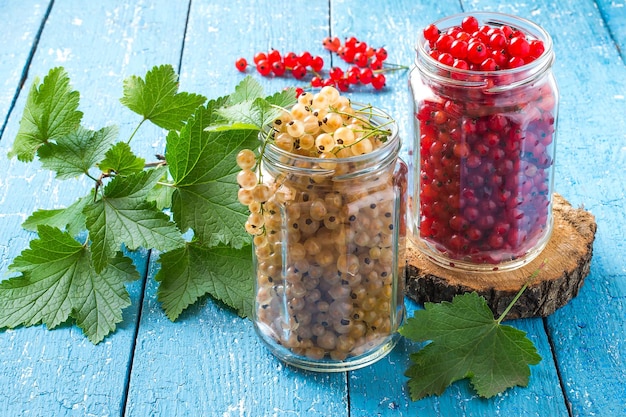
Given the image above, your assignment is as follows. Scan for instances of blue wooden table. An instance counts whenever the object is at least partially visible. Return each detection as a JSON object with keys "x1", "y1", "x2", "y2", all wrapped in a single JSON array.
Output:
[{"x1": 1, "y1": 0, "x2": 625, "y2": 416}]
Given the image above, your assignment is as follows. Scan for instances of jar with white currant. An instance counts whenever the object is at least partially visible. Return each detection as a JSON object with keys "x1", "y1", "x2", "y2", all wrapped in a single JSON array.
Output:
[
  {"x1": 409, "y1": 12, "x2": 559, "y2": 271},
  {"x1": 238, "y1": 87, "x2": 407, "y2": 371}
]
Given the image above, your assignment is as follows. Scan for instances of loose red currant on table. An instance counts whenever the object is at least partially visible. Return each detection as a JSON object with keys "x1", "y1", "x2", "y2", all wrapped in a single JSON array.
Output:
[
  {"x1": 415, "y1": 15, "x2": 556, "y2": 267},
  {"x1": 235, "y1": 57, "x2": 248, "y2": 72}
]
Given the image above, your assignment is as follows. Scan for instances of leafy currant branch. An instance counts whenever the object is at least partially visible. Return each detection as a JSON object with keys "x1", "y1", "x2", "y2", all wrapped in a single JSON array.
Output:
[{"x1": 0, "y1": 65, "x2": 292, "y2": 343}]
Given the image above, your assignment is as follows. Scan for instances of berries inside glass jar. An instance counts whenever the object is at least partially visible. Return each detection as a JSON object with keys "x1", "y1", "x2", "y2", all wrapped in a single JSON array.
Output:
[
  {"x1": 414, "y1": 15, "x2": 557, "y2": 268},
  {"x1": 238, "y1": 87, "x2": 406, "y2": 363}
]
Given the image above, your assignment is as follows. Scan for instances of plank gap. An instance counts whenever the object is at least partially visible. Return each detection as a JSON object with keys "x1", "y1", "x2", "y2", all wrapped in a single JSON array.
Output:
[
  {"x1": 120, "y1": 250, "x2": 153, "y2": 417},
  {"x1": 543, "y1": 317, "x2": 574, "y2": 417},
  {"x1": 594, "y1": 0, "x2": 626, "y2": 63},
  {"x1": 0, "y1": 0, "x2": 55, "y2": 140},
  {"x1": 177, "y1": 0, "x2": 194, "y2": 75}
]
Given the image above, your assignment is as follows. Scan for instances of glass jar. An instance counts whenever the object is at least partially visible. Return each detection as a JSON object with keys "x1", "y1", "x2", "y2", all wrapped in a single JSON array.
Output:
[
  {"x1": 252, "y1": 110, "x2": 407, "y2": 372},
  {"x1": 408, "y1": 12, "x2": 559, "y2": 271}
]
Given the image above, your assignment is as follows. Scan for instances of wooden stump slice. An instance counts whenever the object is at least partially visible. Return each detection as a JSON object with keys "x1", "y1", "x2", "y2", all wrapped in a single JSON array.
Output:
[{"x1": 406, "y1": 193, "x2": 597, "y2": 319}]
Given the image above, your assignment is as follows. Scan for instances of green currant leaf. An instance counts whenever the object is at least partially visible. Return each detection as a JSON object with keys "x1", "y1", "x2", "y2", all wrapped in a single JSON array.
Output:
[
  {"x1": 217, "y1": 77, "x2": 296, "y2": 129},
  {"x1": 155, "y1": 242, "x2": 253, "y2": 321},
  {"x1": 146, "y1": 174, "x2": 175, "y2": 210},
  {"x1": 84, "y1": 167, "x2": 185, "y2": 272},
  {"x1": 399, "y1": 292, "x2": 542, "y2": 400},
  {"x1": 8, "y1": 67, "x2": 83, "y2": 162},
  {"x1": 37, "y1": 125, "x2": 118, "y2": 179},
  {"x1": 166, "y1": 103, "x2": 259, "y2": 248},
  {"x1": 98, "y1": 141, "x2": 146, "y2": 176},
  {"x1": 226, "y1": 75, "x2": 264, "y2": 105},
  {"x1": 0, "y1": 225, "x2": 139, "y2": 343},
  {"x1": 120, "y1": 64, "x2": 206, "y2": 130},
  {"x1": 22, "y1": 194, "x2": 91, "y2": 237}
]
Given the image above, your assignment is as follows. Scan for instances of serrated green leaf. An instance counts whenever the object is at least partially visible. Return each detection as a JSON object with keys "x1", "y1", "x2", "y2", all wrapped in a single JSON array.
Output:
[
  {"x1": 146, "y1": 181, "x2": 175, "y2": 210},
  {"x1": 166, "y1": 104, "x2": 259, "y2": 248},
  {"x1": 9, "y1": 67, "x2": 83, "y2": 162},
  {"x1": 120, "y1": 64, "x2": 206, "y2": 130},
  {"x1": 399, "y1": 292, "x2": 542, "y2": 400},
  {"x1": 37, "y1": 125, "x2": 118, "y2": 179},
  {"x1": 227, "y1": 76, "x2": 264, "y2": 105},
  {"x1": 0, "y1": 225, "x2": 139, "y2": 343},
  {"x1": 217, "y1": 78, "x2": 296, "y2": 129},
  {"x1": 98, "y1": 142, "x2": 146, "y2": 175},
  {"x1": 84, "y1": 167, "x2": 185, "y2": 272},
  {"x1": 22, "y1": 194, "x2": 91, "y2": 237},
  {"x1": 155, "y1": 242, "x2": 253, "y2": 321}
]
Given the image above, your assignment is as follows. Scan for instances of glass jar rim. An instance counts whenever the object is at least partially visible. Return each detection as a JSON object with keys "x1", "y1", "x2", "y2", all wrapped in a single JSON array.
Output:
[
  {"x1": 262, "y1": 104, "x2": 400, "y2": 176},
  {"x1": 416, "y1": 11, "x2": 555, "y2": 89}
]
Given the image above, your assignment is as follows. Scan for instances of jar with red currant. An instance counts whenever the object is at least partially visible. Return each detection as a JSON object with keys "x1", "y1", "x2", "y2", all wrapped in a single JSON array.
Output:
[
  {"x1": 409, "y1": 12, "x2": 558, "y2": 271},
  {"x1": 245, "y1": 88, "x2": 407, "y2": 371}
]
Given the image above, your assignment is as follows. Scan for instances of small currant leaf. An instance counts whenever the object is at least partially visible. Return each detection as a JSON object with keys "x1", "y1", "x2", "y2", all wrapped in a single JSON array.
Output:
[
  {"x1": 98, "y1": 142, "x2": 146, "y2": 175},
  {"x1": 166, "y1": 103, "x2": 259, "y2": 248},
  {"x1": 22, "y1": 194, "x2": 91, "y2": 237},
  {"x1": 399, "y1": 292, "x2": 542, "y2": 400},
  {"x1": 155, "y1": 242, "x2": 253, "y2": 321},
  {"x1": 38, "y1": 125, "x2": 118, "y2": 179},
  {"x1": 120, "y1": 64, "x2": 206, "y2": 130},
  {"x1": 84, "y1": 167, "x2": 185, "y2": 272},
  {"x1": 0, "y1": 225, "x2": 139, "y2": 343},
  {"x1": 9, "y1": 67, "x2": 83, "y2": 162}
]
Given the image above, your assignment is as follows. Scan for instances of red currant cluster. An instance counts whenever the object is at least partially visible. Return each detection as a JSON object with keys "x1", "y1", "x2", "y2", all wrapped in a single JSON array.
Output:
[
  {"x1": 235, "y1": 37, "x2": 404, "y2": 92},
  {"x1": 317, "y1": 36, "x2": 390, "y2": 91},
  {"x1": 236, "y1": 49, "x2": 324, "y2": 80},
  {"x1": 423, "y1": 15, "x2": 545, "y2": 70}
]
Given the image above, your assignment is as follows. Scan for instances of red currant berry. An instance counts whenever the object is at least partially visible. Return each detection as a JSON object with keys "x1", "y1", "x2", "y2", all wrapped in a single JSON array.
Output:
[
  {"x1": 449, "y1": 40, "x2": 468, "y2": 60},
  {"x1": 311, "y1": 76, "x2": 323, "y2": 87},
  {"x1": 508, "y1": 36, "x2": 531, "y2": 58},
  {"x1": 283, "y1": 51, "x2": 298, "y2": 68},
  {"x1": 292, "y1": 64, "x2": 307, "y2": 79},
  {"x1": 467, "y1": 41, "x2": 488, "y2": 64},
  {"x1": 375, "y1": 47, "x2": 388, "y2": 61},
  {"x1": 507, "y1": 56, "x2": 525, "y2": 69},
  {"x1": 298, "y1": 51, "x2": 312, "y2": 66},
  {"x1": 360, "y1": 67, "x2": 373, "y2": 84},
  {"x1": 528, "y1": 39, "x2": 545, "y2": 58},
  {"x1": 434, "y1": 34, "x2": 454, "y2": 52},
  {"x1": 345, "y1": 36, "x2": 358, "y2": 48},
  {"x1": 329, "y1": 66, "x2": 344, "y2": 81},
  {"x1": 371, "y1": 73, "x2": 386, "y2": 90},
  {"x1": 347, "y1": 66, "x2": 361, "y2": 84},
  {"x1": 480, "y1": 57, "x2": 498, "y2": 71},
  {"x1": 235, "y1": 57, "x2": 247, "y2": 72},
  {"x1": 489, "y1": 32, "x2": 507, "y2": 49},
  {"x1": 310, "y1": 55, "x2": 324, "y2": 72},
  {"x1": 369, "y1": 56, "x2": 384, "y2": 70},
  {"x1": 437, "y1": 52, "x2": 454, "y2": 66},
  {"x1": 339, "y1": 46, "x2": 356, "y2": 63},
  {"x1": 354, "y1": 52, "x2": 369, "y2": 68},
  {"x1": 256, "y1": 59, "x2": 271, "y2": 76},
  {"x1": 295, "y1": 87, "x2": 305, "y2": 97},
  {"x1": 253, "y1": 52, "x2": 268, "y2": 65},
  {"x1": 461, "y1": 16, "x2": 479, "y2": 33},
  {"x1": 271, "y1": 60, "x2": 286, "y2": 76},
  {"x1": 322, "y1": 36, "x2": 341, "y2": 52},
  {"x1": 267, "y1": 49, "x2": 282, "y2": 63},
  {"x1": 354, "y1": 41, "x2": 368, "y2": 53},
  {"x1": 423, "y1": 24, "x2": 440, "y2": 43}
]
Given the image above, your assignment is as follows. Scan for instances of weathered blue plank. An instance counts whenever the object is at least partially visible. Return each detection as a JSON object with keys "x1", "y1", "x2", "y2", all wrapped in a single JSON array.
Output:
[
  {"x1": 459, "y1": 0, "x2": 626, "y2": 416},
  {"x1": 0, "y1": 0, "x2": 52, "y2": 137},
  {"x1": 596, "y1": 0, "x2": 626, "y2": 62},
  {"x1": 124, "y1": 1, "x2": 351, "y2": 416},
  {"x1": 330, "y1": 0, "x2": 570, "y2": 414},
  {"x1": 0, "y1": 0, "x2": 191, "y2": 415}
]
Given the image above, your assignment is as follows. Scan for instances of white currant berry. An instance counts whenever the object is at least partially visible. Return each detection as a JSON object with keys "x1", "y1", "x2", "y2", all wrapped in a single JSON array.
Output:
[
  {"x1": 351, "y1": 138, "x2": 373, "y2": 155},
  {"x1": 236, "y1": 149, "x2": 256, "y2": 170},
  {"x1": 238, "y1": 188, "x2": 254, "y2": 205},
  {"x1": 275, "y1": 132, "x2": 294, "y2": 152},
  {"x1": 252, "y1": 183, "x2": 272, "y2": 203},
  {"x1": 315, "y1": 133, "x2": 336, "y2": 153},
  {"x1": 237, "y1": 169, "x2": 258, "y2": 189},
  {"x1": 333, "y1": 127, "x2": 355, "y2": 146},
  {"x1": 286, "y1": 119, "x2": 305, "y2": 137},
  {"x1": 291, "y1": 103, "x2": 310, "y2": 120},
  {"x1": 322, "y1": 113, "x2": 343, "y2": 133},
  {"x1": 320, "y1": 85, "x2": 340, "y2": 105}
]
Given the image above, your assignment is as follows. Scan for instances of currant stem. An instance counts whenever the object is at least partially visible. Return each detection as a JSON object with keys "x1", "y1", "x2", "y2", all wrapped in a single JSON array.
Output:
[
  {"x1": 496, "y1": 259, "x2": 548, "y2": 324},
  {"x1": 127, "y1": 118, "x2": 146, "y2": 144}
]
